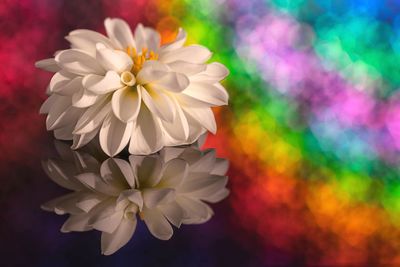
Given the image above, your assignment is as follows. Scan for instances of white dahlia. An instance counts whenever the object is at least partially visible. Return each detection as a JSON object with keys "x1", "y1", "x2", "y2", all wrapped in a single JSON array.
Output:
[
  {"x1": 42, "y1": 141, "x2": 229, "y2": 255},
  {"x1": 36, "y1": 18, "x2": 229, "y2": 156}
]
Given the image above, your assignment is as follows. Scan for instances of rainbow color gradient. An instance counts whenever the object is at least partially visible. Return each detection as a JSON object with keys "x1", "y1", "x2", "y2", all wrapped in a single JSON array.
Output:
[
  {"x1": 3, "y1": 0, "x2": 400, "y2": 265},
  {"x1": 183, "y1": 1, "x2": 400, "y2": 265}
]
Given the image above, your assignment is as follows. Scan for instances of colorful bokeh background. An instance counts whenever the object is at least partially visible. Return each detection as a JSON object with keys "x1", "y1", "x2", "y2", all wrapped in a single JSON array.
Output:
[{"x1": 2, "y1": 0, "x2": 400, "y2": 266}]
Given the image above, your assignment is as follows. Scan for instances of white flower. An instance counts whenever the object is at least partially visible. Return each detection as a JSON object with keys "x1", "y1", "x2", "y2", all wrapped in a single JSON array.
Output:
[
  {"x1": 36, "y1": 18, "x2": 229, "y2": 156},
  {"x1": 42, "y1": 141, "x2": 229, "y2": 255}
]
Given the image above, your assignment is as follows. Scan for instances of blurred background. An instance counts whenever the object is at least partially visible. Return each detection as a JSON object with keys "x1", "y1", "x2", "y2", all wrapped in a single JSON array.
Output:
[{"x1": 2, "y1": 0, "x2": 400, "y2": 266}]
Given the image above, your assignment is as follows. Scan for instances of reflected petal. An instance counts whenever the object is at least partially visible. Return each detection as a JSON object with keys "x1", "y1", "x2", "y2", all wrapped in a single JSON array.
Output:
[
  {"x1": 101, "y1": 217, "x2": 137, "y2": 255},
  {"x1": 142, "y1": 208, "x2": 173, "y2": 240}
]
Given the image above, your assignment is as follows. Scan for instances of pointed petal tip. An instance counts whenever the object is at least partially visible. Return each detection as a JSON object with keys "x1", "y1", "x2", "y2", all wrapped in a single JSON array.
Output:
[
  {"x1": 60, "y1": 226, "x2": 70, "y2": 233},
  {"x1": 101, "y1": 248, "x2": 114, "y2": 256},
  {"x1": 209, "y1": 126, "x2": 217, "y2": 135}
]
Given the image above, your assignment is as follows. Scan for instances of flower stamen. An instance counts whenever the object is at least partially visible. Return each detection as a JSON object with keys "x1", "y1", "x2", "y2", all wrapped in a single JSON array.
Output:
[{"x1": 125, "y1": 46, "x2": 158, "y2": 75}]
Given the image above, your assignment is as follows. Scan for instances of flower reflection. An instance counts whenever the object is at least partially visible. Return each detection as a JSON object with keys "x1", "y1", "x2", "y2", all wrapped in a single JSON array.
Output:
[{"x1": 42, "y1": 141, "x2": 229, "y2": 255}]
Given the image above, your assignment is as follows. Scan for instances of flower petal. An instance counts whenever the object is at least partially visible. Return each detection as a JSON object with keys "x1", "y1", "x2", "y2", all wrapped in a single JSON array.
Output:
[
  {"x1": 195, "y1": 132, "x2": 208, "y2": 147},
  {"x1": 72, "y1": 129, "x2": 99, "y2": 149},
  {"x1": 40, "y1": 94, "x2": 57, "y2": 114},
  {"x1": 136, "y1": 61, "x2": 169, "y2": 84},
  {"x1": 161, "y1": 103, "x2": 189, "y2": 142},
  {"x1": 66, "y1": 29, "x2": 114, "y2": 56},
  {"x1": 46, "y1": 97, "x2": 81, "y2": 131},
  {"x1": 177, "y1": 196, "x2": 213, "y2": 224},
  {"x1": 104, "y1": 18, "x2": 136, "y2": 50},
  {"x1": 55, "y1": 49, "x2": 105, "y2": 75},
  {"x1": 141, "y1": 86, "x2": 176, "y2": 122},
  {"x1": 148, "y1": 72, "x2": 189, "y2": 93},
  {"x1": 101, "y1": 217, "x2": 137, "y2": 255},
  {"x1": 134, "y1": 155, "x2": 163, "y2": 187},
  {"x1": 42, "y1": 159, "x2": 82, "y2": 191},
  {"x1": 159, "y1": 201, "x2": 185, "y2": 228},
  {"x1": 76, "y1": 193, "x2": 105, "y2": 212},
  {"x1": 159, "y1": 45, "x2": 211, "y2": 64},
  {"x1": 100, "y1": 158, "x2": 131, "y2": 189},
  {"x1": 202, "y1": 188, "x2": 230, "y2": 203},
  {"x1": 118, "y1": 189, "x2": 143, "y2": 210},
  {"x1": 35, "y1": 58, "x2": 60, "y2": 72},
  {"x1": 111, "y1": 159, "x2": 136, "y2": 188},
  {"x1": 142, "y1": 208, "x2": 173, "y2": 240},
  {"x1": 143, "y1": 188, "x2": 175, "y2": 209},
  {"x1": 183, "y1": 107, "x2": 217, "y2": 134},
  {"x1": 159, "y1": 158, "x2": 188, "y2": 187},
  {"x1": 49, "y1": 71, "x2": 76, "y2": 93},
  {"x1": 167, "y1": 61, "x2": 206, "y2": 76},
  {"x1": 175, "y1": 93, "x2": 214, "y2": 108},
  {"x1": 211, "y1": 158, "x2": 229, "y2": 176},
  {"x1": 134, "y1": 23, "x2": 161, "y2": 52},
  {"x1": 61, "y1": 213, "x2": 92, "y2": 232},
  {"x1": 180, "y1": 174, "x2": 228, "y2": 199},
  {"x1": 189, "y1": 149, "x2": 216, "y2": 172},
  {"x1": 99, "y1": 114, "x2": 133, "y2": 156},
  {"x1": 75, "y1": 172, "x2": 122, "y2": 196},
  {"x1": 54, "y1": 76, "x2": 83, "y2": 96},
  {"x1": 129, "y1": 106, "x2": 163, "y2": 155},
  {"x1": 96, "y1": 43, "x2": 133, "y2": 73},
  {"x1": 83, "y1": 71, "x2": 122, "y2": 94},
  {"x1": 159, "y1": 147, "x2": 185, "y2": 162},
  {"x1": 182, "y1": 82, "x2": 228, "y2": 106},
  {"x1": 72, "y1": 89, "x2": 99, "y2": 108},
  {"x1": 41, "y1": 192, "x2": 81, "y2": 215},
  {"x1": 90, "y1": 204, "x2": 124, "y2": 234},
  {"x1": 111, "y1": 86, "x2": 141, "y2": 122},
  {"x1": 159, "y1": 28, "x2": 187, "y2": 53},
  {"x1": 190, "y1": 62, "x2": 229, "y2": 83},
  {"x1": 74, "y1": 97, "x2": 111, "y2": 134},
  {"x1": 186, "y1": 115, "x2": 207, "y2": 144},
  {"x1": 54, "y1": 124, "x2": 75, "y2": 140}
]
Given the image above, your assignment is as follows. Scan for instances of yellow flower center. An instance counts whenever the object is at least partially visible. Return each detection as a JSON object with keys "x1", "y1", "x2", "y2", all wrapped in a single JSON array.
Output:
[{"x1": 125, "y1": 46, "x2": 158, "y2": 75}]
